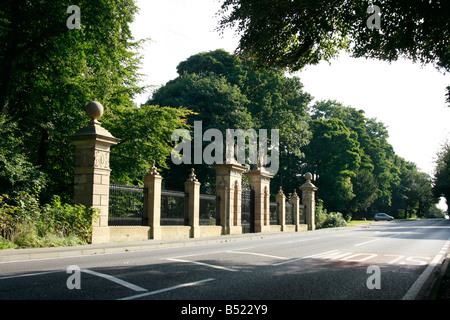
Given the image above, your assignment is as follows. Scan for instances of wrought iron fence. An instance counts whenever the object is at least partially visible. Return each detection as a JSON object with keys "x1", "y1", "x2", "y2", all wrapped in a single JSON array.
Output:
[
  {"x1": 270, "y1": 202, "x2": 278, "y2": 225},
  {"x1": 108, "y1": 184, "x2": 146, "y2": 226},
  {"x1": 299, "y1": 204, "x2": 305, "y2": 224},
  {"x1": 161, "y1": 190, "x2": 187, "y2": 225},
  {"x1": 241, "y1": 186, "x2": 255, "y2": 233},
  {"x1": 199, "y1": 194, "x2": 220, "y2": 226},
  {"x1": 285, "y1": 201, "x2": 294, "y2": 225}
]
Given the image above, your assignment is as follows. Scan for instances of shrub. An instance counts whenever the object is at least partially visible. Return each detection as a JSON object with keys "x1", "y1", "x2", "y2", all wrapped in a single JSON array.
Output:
[
  {"x1": 322, "y1": 212, "x2": 348, "y2": 228},
  {"x1": 0, "y1": 192, "x2": 98, "y2": 248},
  {"x1": 40, "y1": 195, "x2": 98, "y2": 243},
  {"x1": 315, "y1": 199, "x2": 347, "y2": 229}
]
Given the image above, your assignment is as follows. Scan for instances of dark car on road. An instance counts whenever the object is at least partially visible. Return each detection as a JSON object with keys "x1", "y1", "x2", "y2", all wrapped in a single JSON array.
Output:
[{"x1": 374, "y1": 213, "x2": 394, "y2": 221}]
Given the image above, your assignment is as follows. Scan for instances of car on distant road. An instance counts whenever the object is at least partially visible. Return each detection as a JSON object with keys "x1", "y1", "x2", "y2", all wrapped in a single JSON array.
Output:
[{"x1": 374, "y1": 213, "x2": 394, "y2": 221}]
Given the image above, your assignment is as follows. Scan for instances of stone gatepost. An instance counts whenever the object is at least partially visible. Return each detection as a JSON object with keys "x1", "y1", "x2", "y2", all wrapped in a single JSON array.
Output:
[
  {"x1": 245, "y1": 167, "x2": 273, "y2": 233},
  {"x1": 276, "y1": 187, "x2": 286, "y2": 231},
  {"x1": 212, "y1": 163, "x2": 247, "y2": 235},
  {"x1": 290, "y1": 190, "x2": 301, "y2": 231},
  {"x1": 71, "y1": 101, "x2": 120, "y2": 244},
  {"x1": 144, "y1": 161, "x2": 163, "y2": 240},
  {"x1": 299, "y1": 173, "x2": 318, "y2": 231},
  {"x1": 185, "y1": 168, "x2": 201, "y2": 238}
]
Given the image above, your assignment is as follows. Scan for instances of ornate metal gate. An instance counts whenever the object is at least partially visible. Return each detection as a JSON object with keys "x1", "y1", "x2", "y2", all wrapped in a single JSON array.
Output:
[{"x1": 241, "y1": 183, "x2": 255, "y2": 233}]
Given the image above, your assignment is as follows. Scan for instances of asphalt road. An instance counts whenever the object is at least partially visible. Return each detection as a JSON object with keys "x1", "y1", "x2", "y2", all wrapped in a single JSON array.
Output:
[{"x1": 0, "y1": 219, "x2": 449, "y2": 306}]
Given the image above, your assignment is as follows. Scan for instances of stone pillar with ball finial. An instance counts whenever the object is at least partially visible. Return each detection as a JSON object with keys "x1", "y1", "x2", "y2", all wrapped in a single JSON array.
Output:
[
  {"x1": 299, "y1": 173, "x2": 318, "y2": 231},
  {"x1": 70, "y1": 101, "x2": 120, "y2": 244}
]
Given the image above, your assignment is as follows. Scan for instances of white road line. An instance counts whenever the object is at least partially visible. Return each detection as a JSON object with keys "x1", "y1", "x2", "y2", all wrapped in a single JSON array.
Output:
[
  {"x1": 82, "y1": 269, "x2": 148, "y2": 292},
  {"x1": 281, "y1": 237, "x2": 320, "y2": 244},
  {"x1": 402, "y1": 254, "x2": 443, "y2": 300},
  {"x1": 118, "y1": 278, "x2": 215, "y2": 300},
  {"x1": 0, "y1": 270, "x2": 60, "y2": 280},
  {"x1": 353, "y1": 239, "x2": 380, "y2": 247},
  {"x1": 166, "y1": 247, "x2": 255, "y2": 259},
  {"x1": 272, "y1": 250, "x2": 340, "y2": 266},
  {"x1": 386, "y1": 233, "x2": 403, "y2": 238},
  {"x1": 166, "y1": 258, "x2": 239, "y2": 272},
  {"x1": 227, "y1": 251, "x2": 289, "y2": 260}
]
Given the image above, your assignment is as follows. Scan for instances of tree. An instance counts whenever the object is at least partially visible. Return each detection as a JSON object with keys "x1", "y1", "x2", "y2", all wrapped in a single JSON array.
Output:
[
  {"x1": 149, "y1": 50, "x2": 312, "y2": 194},
  {"x1": 150, "y1": 71, "x2": 254, "y2": 192},
  {"x1": 0, "y1": 1, "x2": 160, "y2": 201},
  {"x1": 434, "y1": 141, "x2": 450, "y2": 212},
  {"x1": 302, "y1": 118, "x2": 361, "y2": 215},
  {"x1": 217, "y1": 0, "x2": 450, "y2": 104},
  {"x1": 350, "y1": 169, "x2": 379, "y2": 219},
  {"x1": 101, "y1": 104, "x2": 193, "y2": 185},
  {"x1": 306, "y1": 100, "x2": 436, "y2": 218}
]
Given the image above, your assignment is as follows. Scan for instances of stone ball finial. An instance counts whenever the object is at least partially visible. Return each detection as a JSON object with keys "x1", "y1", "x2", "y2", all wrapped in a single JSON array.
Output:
[
  {"x1": 304, "y1": 172, "x2": 312, "y2": 181},
  {"x1": 85, "y1": 101, "x2": 104, "y2": 120}
]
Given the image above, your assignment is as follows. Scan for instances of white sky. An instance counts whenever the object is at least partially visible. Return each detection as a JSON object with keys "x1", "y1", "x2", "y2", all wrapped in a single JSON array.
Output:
[{"x1": 130, "y1": 0, "x2": 450, "y2": 208}]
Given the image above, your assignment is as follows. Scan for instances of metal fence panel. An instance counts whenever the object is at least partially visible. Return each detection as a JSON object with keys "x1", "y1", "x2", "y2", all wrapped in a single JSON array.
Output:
[
  {"x1": 285, "y1": 202, "x2": 294, "y2": 225},
  {"x1": 270, "y1": 202, "x2": 278, "y2": 225},
  {"x1": 161, "y1": 190, "x2": 187, "y2": 225},
  {"x1": 108, "y1": 184, "x2": 146, "y2": 226},
  {"x1": 199, "y1": 194, "x2": 220, "y2": 226}
]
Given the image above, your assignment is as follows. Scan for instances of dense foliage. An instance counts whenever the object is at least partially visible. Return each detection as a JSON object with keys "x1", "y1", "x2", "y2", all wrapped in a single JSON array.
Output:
[
  {"x1": 434, "y1": 141, "x2": 450, "y2": 211},
  {"x1": 149, "y1": 49, "x2": 312, "y2": 194},
  {"x1": 0, "y1": 1, "x2": 190, "y2": 246},
  {"x1": 0, "y1": 193, "x2": 98, "y2": 248},
  {"x1": 305, "y1": 100, "x2": 437, "y2": 219},
  {"x1": 217, "y1": 0, "x2": 450, "y2": 105}
]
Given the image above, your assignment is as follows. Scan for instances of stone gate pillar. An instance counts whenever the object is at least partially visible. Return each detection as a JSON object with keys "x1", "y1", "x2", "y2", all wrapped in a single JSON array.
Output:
[
  {"x1": 290, "y1": 190, "x2": 301, "y2": 231},
  {"x1": 212, "y1": 163, "x2": 247, "y2": 235},
  {"x1": 276, "y1": 187, "x2": 286, "y2": 231},
  {"x1": 245, "y1": 167, "x2": 273, "y2": 233},
  {"x1": 144, "y1": 161, "x2": 163, "y2": 240},
  {"x1": 185, "y1": 168, "x2": 201, "y2": 238},
  {"x1": 70, "y1": 101, "x2": 120, "y2": 244},
  {"x1": 299, "y1": 172, "x2": 318, "y2": 231}
]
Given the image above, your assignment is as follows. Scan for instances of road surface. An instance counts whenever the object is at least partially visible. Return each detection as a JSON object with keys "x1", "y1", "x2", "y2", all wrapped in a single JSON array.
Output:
[{"x1": 0, "y1": 219, "x2": 449, "y2": 305}]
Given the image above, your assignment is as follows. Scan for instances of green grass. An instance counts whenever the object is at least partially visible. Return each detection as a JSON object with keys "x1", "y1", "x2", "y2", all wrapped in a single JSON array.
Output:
[{"x1": 346, "y1": 220, "x2": 373, "y2": 227}]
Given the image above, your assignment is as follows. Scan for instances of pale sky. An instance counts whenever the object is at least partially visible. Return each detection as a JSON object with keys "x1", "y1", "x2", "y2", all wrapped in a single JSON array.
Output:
[{"x1": 130, "y1": 1, "x2": 450, "y2": 208}]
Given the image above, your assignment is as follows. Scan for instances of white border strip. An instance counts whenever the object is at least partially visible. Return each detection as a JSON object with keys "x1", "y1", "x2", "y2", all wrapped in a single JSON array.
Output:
[{"x1": 402, "y1": 254, "x2": 443, "y2": 300}]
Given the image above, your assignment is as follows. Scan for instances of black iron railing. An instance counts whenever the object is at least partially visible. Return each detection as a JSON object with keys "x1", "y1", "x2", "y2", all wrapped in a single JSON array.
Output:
[
  {"x1": 199, "y1": 194, "x2": 221, "y2": 226},
  {"x1": 285, "y1": 201, "x2": 294, "y2": 225},
  {"x1": 241, "y1": 188, "x2": 255, "y2": 233},
  {"x1": 108, "y1": 184, "x2": 146, "y2": 226},
  {"x1": 161, "y1": 189, "x2": 187, "y2": 226},
  {"x1": 269, "y1": 202, "x2": 278, "y2": 225}
]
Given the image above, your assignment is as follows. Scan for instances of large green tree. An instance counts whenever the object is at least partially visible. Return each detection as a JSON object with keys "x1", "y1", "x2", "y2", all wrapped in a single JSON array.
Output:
[
  {"x1": 0, "y1": 1, "x2": 188, "y2": 202},
  {"x1": 217, "y1": 0, "x2": 450, "y2": 104},
  {"x1": 302, "y1": 117, "x2": 361, "y2": 214},
  {"x1": 150, "y1": 49, "x2": 312, "y2": 194},
  {"x1": 307, "y1": 100, "x2": 437, "y2": 218},
  {"x1": 434, "y1": 141, "x2": 450, "y2": 212}
]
